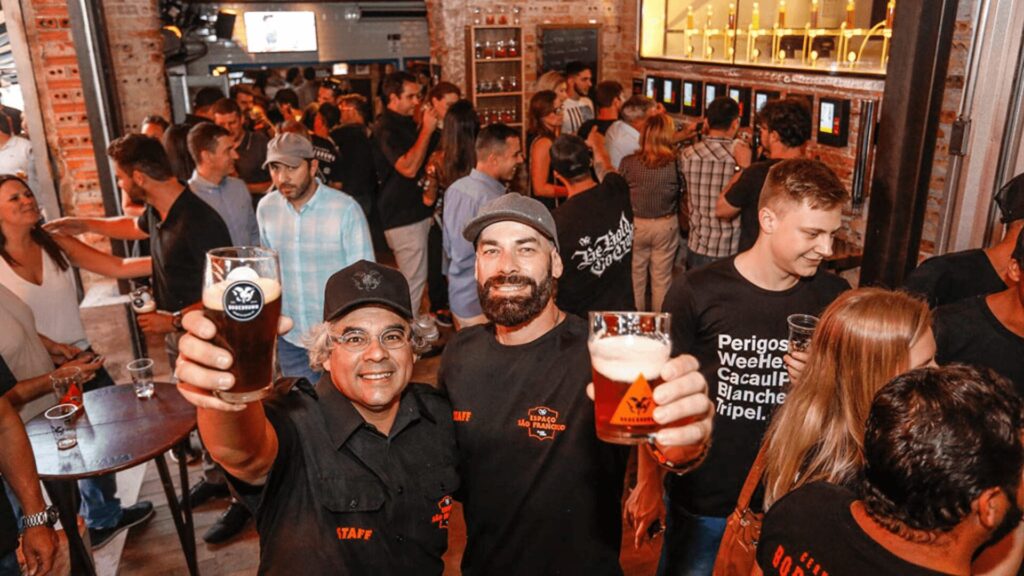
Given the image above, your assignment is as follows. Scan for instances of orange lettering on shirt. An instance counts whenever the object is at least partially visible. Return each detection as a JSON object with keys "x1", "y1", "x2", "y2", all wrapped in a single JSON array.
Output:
[
  {"x1": 453, "y1": 410, "x2": 472, "y2": 422},
  {"x1": 336, "y1": 526, "x2": 373, "y2": 540}
]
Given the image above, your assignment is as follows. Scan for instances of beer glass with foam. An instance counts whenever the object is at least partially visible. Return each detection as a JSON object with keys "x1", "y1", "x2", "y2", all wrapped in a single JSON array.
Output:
[
  {"x1": 588, "y1": 311, "x2": 671, "y2": 444},
  {"x1": 203, "y1": 247, "x2": 282, "y2": 403}
]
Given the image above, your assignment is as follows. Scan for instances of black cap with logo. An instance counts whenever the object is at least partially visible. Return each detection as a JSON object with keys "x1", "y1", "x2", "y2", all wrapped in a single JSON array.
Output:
[{"x1": 322, "y1": 260, "x2": 413, "y2": 322}]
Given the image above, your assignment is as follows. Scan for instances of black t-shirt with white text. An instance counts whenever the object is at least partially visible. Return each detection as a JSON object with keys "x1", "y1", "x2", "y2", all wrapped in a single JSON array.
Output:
[
  {"x1": 758, "y1": 483, "x2": 951, "y2": 576},
  {"x1": 662, "y1": 257, "x2": 848, "y2": 517},
  {"x1": 439, "y1": 316, "x2": 629, "y2": 576},
  {"x1": 934, "y1": 295, "x2": 1024, "y2": 391},
  {"x1": 903, "y1": 249, "x2": 1006, "y2": 309},
  {"x1": 553, "y1": 172, "x2": 635, "y2": 318},
  {"x1": 724, "y1": 159, "x2": 779, "y2": 253}
]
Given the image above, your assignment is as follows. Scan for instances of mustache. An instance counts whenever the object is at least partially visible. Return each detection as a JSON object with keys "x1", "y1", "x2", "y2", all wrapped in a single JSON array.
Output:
[
  {"x1": 358, "y1": 359, "x2": 398, "y2": 373},
  {"x1": 484, "y1": 274, "x2": 536, "y2": 290}
]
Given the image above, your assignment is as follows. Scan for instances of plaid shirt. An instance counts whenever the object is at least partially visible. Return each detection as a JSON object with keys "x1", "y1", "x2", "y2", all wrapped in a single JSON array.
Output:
[
  {"x1": 257, "y1": 181, "x2": 374, "y2": 346},
  {"x1": 680, "y1": 137, "x2": 740, "y2": 258}
]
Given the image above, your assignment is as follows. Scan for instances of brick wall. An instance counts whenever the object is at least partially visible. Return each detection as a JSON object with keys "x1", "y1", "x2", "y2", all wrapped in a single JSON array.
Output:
[{"x1": 103, "y1": 0, "x2": 171, "y2": 133}]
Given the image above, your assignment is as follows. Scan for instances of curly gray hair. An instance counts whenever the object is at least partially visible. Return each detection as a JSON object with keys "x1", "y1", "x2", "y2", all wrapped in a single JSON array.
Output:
[{"x1": 301, "y1": 318, "x2": 428, "y2": 370}]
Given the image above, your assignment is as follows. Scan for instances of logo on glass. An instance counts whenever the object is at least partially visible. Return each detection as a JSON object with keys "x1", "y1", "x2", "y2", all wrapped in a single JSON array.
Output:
[{"x1": 223, "y1": 281, "x2": 265, "y2": 322}]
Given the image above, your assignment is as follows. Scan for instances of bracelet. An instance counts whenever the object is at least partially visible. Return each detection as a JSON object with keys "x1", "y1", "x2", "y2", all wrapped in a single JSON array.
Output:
[{"x1": 647, "y1": 438, "x2": 710, "y2": 475}]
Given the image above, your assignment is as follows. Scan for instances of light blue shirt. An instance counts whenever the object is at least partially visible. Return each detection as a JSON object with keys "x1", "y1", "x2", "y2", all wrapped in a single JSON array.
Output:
[
  {"x1": 257, "y1": 180, "x2": 374, "y2": 347},
  {"x1": 188, "y1": 171, "x2": 260, "y2": 246},
  {"x1": 442, "y1": 169, "x2": 506, "y2": 318},
  {"x1": 605, "y1": 120, "x2": 641, "y2": 170}
]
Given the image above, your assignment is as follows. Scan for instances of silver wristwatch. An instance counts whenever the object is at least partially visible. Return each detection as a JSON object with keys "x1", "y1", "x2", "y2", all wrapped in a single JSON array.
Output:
[{"x1": 21, "y1": 506, "x2": 58, "y2": 529}]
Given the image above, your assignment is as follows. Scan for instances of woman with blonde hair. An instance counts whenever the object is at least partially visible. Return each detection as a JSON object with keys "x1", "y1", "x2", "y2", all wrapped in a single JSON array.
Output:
[
  {"x1": 761, "y1": 287, "x2": 936, "y2": 507},
  {"x1": 527, "y1": 90, "x2": 567, "y2": 209},
  {"x1": 619, "y1": 113, "x2": 682, "y2": 312},
  {"x1": 536, "y1": 70, "x2": 568, "y2": 108}
]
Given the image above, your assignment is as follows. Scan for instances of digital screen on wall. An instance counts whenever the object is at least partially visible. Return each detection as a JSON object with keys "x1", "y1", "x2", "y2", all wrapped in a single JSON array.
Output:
[
  {"x1": 244, "y1": 12, "x2": 318, "y2": 53},
  {"x1": 645, "y1": 77, "x2": 658, "y2": 100},
  {"x1": 819, "y1": 101, "x2": 835, "y2": 135}
]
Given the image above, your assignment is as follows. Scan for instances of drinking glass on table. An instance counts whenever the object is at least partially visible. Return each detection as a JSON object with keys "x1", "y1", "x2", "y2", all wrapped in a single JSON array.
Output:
[
  {"x1": 45, "y1": 403, "x2": 80, "y2": 450},
  {"x1": 51, "y1": 366, "x2": 83, "y2": 408},
  {"x1": 203, "y1": 247, "x2": 282, "y2": 404},
  {"x1": 588, "y1": 311, "x2": 672, "y2": 445},
  {"x1": 127, "y1": 357, "x2": 156, "y2": 399}
]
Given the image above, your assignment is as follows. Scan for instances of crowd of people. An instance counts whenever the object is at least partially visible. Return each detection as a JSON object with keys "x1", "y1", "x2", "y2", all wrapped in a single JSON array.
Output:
[{"x1": 0, "y1": 59, "x2": 1020, "y2": 576}]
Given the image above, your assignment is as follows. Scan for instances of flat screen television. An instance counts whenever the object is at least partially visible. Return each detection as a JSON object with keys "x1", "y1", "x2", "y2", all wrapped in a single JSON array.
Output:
[
  {"x1": 661, "y1": 78, "x2": 681, "y2": 113},
  {"x1": 244, "y1": 11, "x2": 318, "y2": 53}
]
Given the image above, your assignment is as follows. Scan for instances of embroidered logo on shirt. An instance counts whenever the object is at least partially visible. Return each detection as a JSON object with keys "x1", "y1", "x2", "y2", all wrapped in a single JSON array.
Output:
[
  {"x1": 431, "y1": 495, "x2": 454, "y2": 530},
  {"x1": 571, "y1": 212, "x2": 634, "y2": 277},
  {"x1": 452, "y1": 410, "x2": 473, "y2": 422},
  {"x1": 352, "y1": 271, "x2": 382, "y2": 291},
  {"x1": 223, "y1": 280, "x2": 264, "y2": 322},
  {"x1": 516, "y1": 406, "x2": 567, "y2": 441},
  {"x1": 336, "y1": 526, "x2": 374, "y2": 540}
]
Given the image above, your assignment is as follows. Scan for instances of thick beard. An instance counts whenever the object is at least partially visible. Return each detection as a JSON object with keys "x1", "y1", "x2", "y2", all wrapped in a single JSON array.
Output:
[
  {"x1": 478, "y1": 273, "x2": 554, "y2": 327},
  {"x1": 986, "y1": 497, "x2": 1023, "y2": 548}
]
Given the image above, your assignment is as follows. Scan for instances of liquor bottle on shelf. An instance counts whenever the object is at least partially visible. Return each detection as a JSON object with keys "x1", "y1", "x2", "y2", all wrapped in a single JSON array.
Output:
[
  {"x1": 484, "y1": 40, "x2": 494, "y2": 59},
  {"x1": 706, "y1": 5, "x2": 713, "y2": 29},
  {"x1": 810, "y1": 0, "x2": 819, "y2": 28},
  {"x1": 475, "y1": 40, "x2": 483, "y2": 59},
  {"x1": 485, "y1": 7, "x2": 494, "y2": 25},
  {"x1": 472, "y1": 6, "x2": 481, "y2": 26},
  {"x1": 508, "y1": 37, "x2": 518, "y2": 57},
  {"x1": 752, "y1": 2, "x2": 761, "y2": 29},
  {"x1": 846, "y1": 0, "x2": 856, "y2": 27},
  {"x1": 778, "y1": 0, "x2": 786, "y2": 27},
  {"x1": 498, "y1": 6, "x2": 508, "y2": 25},
  {"x1": 886, "y1": 0, "x2": 895, "y2": 28},
  {"x1": 728, "y1": 3, "x2": 736, "y2": 30},
  {"x1": 687, "y1": 6, "x2": 694, "y2": 29},
  {"x1": 496, "y1": 40, "x2": 507, "y2": 58}
]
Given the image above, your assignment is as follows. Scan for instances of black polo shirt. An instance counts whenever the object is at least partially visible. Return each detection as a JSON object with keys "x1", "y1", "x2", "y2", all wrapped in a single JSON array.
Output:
[
  {"x1": 236, "y1": 129, "x2": 271, "y2": 185},
  {"x1": 228, "y1": 378, "x2": 459, "y2": 575},
  {"x1": 0, "y1": 357, "x2": 19, "y2": 558},
  {"x1": 136, "y1": 187, "x2": 232, "y2": 312},
  {"x1": 372, "y1": 109, "x2": 436, "y2": 230}
]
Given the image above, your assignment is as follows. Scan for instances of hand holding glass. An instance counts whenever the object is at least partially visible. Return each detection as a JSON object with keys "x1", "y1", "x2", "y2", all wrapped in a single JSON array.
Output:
[
  {"x1": 589, "y1": 312, "x2": 672, "y2": 445},
  {"x1": 203, "y1": 247, "x2": 282, "y2": 404},
  {"x1": 787, "y1": 314, "x2": 819, "y2": 353}
]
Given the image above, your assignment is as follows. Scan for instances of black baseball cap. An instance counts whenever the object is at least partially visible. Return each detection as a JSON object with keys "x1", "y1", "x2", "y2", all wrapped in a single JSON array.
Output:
[
  {"x1": 995, "y1": 172, "x2": 1024, "y2": 223},
  {"x1": 322, "y1": 260, "x2": 413, "y2": 322}
]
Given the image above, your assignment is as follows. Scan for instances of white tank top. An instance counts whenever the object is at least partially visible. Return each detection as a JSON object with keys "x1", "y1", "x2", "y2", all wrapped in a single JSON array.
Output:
[{"x1": 0, "y1": 247, "x2": 89, "y2": 349}]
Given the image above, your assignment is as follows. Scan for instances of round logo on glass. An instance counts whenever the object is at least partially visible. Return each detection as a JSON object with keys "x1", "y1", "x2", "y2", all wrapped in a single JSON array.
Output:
[{"x1": 223, "y1": 280, "x2": 264, "y2": 322}]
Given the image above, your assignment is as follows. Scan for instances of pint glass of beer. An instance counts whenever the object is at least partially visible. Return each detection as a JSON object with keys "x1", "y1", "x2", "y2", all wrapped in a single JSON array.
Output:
[
  {"x1": 588, "y1": 311, "x2": 671, "y2": 445},
  {"x1": 203, "y1": 247, "x2": 282, "y2": 403}
]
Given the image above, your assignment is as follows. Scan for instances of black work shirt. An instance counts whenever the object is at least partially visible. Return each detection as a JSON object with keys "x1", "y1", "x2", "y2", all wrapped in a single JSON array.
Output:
[
  {"x1": 330, "y1": 124, "x2": 378, "y2": 216},
  {"x1": 0, "y1": 357, "x2": 19, "y2": 558},
  {"x1": 934, "y1": 295, "x2": 1024, "y2": 391},
  {"x1": 229, "y1": 378, "x2": 459, "y2": 575},
  {"x1": 373, "y1": 110, "x2": 436, "y2": 230},
  {"x1": 136, "y1": 188, "x2": 232, "y2": 311},
  {"x1": 440, "y1": 316, "x2": 630, "y2": 576},
  {"x1": 235, "y1": 129, "x2": 271, "y2": 185},
  {"x1": 724, "y1": 159, "x2": 780, "y2": 253},
  {"x1": 903, "y1": 249, "x2": 1006, "y2": 309},
  {"x1": 310, "y1": 134, "x2": 343, "y2": 186}
]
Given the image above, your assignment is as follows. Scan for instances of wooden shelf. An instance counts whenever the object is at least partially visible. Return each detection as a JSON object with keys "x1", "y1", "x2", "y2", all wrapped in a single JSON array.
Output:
[
  {"x1": 475, "y1": 57, "x2": 522, "y2": 63},
  {"x1": 467, "y1": 25, "x2": 526, "y2": 149},
  {"x1": 475, "y1": 91, "x2": 522, "y2": 98}
]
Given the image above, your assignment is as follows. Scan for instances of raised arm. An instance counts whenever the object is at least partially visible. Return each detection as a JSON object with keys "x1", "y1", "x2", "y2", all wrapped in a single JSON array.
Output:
[
  {"x1": 44, "y1": 215, "x2": 148, "y2": 241},
  {"x1": 392, "y1": 108, "x2": 439, "y2": 179},
  {"x1": 175, "y1": 311, "x2": 286, "y2": 485},
  {"x1": 715, "y1": 172, "x2": 743, "y2": 220},
  {"x1": 52, "y1": 234, "x2": 151, "y2": 279},
  {"x1": 530, "y1": 138, "x2": 568, "y2": 199}
]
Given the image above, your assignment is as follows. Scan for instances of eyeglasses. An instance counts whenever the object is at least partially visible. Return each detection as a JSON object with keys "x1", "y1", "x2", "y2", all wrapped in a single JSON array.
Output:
[{"x1": 329, "y1": 327, "x2": 411, "y2": 353}]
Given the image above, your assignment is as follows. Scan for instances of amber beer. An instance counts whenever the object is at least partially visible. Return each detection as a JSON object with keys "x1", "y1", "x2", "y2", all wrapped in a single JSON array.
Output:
[
  {"x1": 203, "y1": 247, "x2": 282, "y2": 403},
  {"x1": 589, "y1": 312, "x2": 671, "y2": 445}
]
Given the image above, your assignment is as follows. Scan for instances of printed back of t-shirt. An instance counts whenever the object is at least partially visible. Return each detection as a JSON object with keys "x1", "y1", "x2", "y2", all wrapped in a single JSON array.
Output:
[
  {"x1": 439, "y1": 316, "x2": 629, "y2": 576},
  {"x1": 553, "y1": 173, "x2": 636, "y2": 317},
  {"x1": 662, "y1": 257, "x2": 848, "y2": 516},
  {"x1": 758, "y1": 483, "x2": 951, "y2": 576}
]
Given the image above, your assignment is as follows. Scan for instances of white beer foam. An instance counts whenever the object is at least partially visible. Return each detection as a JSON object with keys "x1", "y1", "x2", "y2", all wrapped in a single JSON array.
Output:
[
  {"x1": 203, "y1": 277, "x2": 282, "y2": 311},
  {"x1": 589, "y1": 335, "x2": 671, "y2": 382}
]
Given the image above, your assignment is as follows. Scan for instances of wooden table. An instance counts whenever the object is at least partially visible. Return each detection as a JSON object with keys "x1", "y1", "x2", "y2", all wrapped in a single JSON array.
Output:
[{"x1": 25, "y1": 382, "x2": 199, "y2": 576}]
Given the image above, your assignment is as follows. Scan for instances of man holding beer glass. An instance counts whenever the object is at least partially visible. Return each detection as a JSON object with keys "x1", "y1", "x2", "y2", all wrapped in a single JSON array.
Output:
[
  {"x1": 439, "y1": 194, "x2": 712, "y2": 575},
  {"x1": 176, "y1": 260, "x2": 459, "y2": 573}
]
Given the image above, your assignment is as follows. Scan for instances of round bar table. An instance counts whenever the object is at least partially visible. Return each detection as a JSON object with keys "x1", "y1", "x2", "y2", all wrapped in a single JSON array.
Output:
[{"x1": 24, "y1": 382, "x2": 198, "y2": 576}]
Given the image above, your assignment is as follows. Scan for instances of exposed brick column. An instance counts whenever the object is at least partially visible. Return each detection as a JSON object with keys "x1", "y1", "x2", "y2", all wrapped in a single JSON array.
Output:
[{"x1": 102, "y1": 0, "x2": 171, "y2": 133}]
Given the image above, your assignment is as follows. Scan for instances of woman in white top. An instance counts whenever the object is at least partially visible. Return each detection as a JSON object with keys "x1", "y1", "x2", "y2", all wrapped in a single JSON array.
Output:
[{"x1": 0, "y1": 174, "x2": 150, "y2": 353}]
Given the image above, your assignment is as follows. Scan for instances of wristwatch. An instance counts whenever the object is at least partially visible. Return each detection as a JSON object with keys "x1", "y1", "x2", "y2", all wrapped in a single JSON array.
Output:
[
  {"x1": 171, "y1": 310, "x2": 184, "y2": 331},
  {"x1": 21, "y1": 506, "x2": 58, "y2": 529}
]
